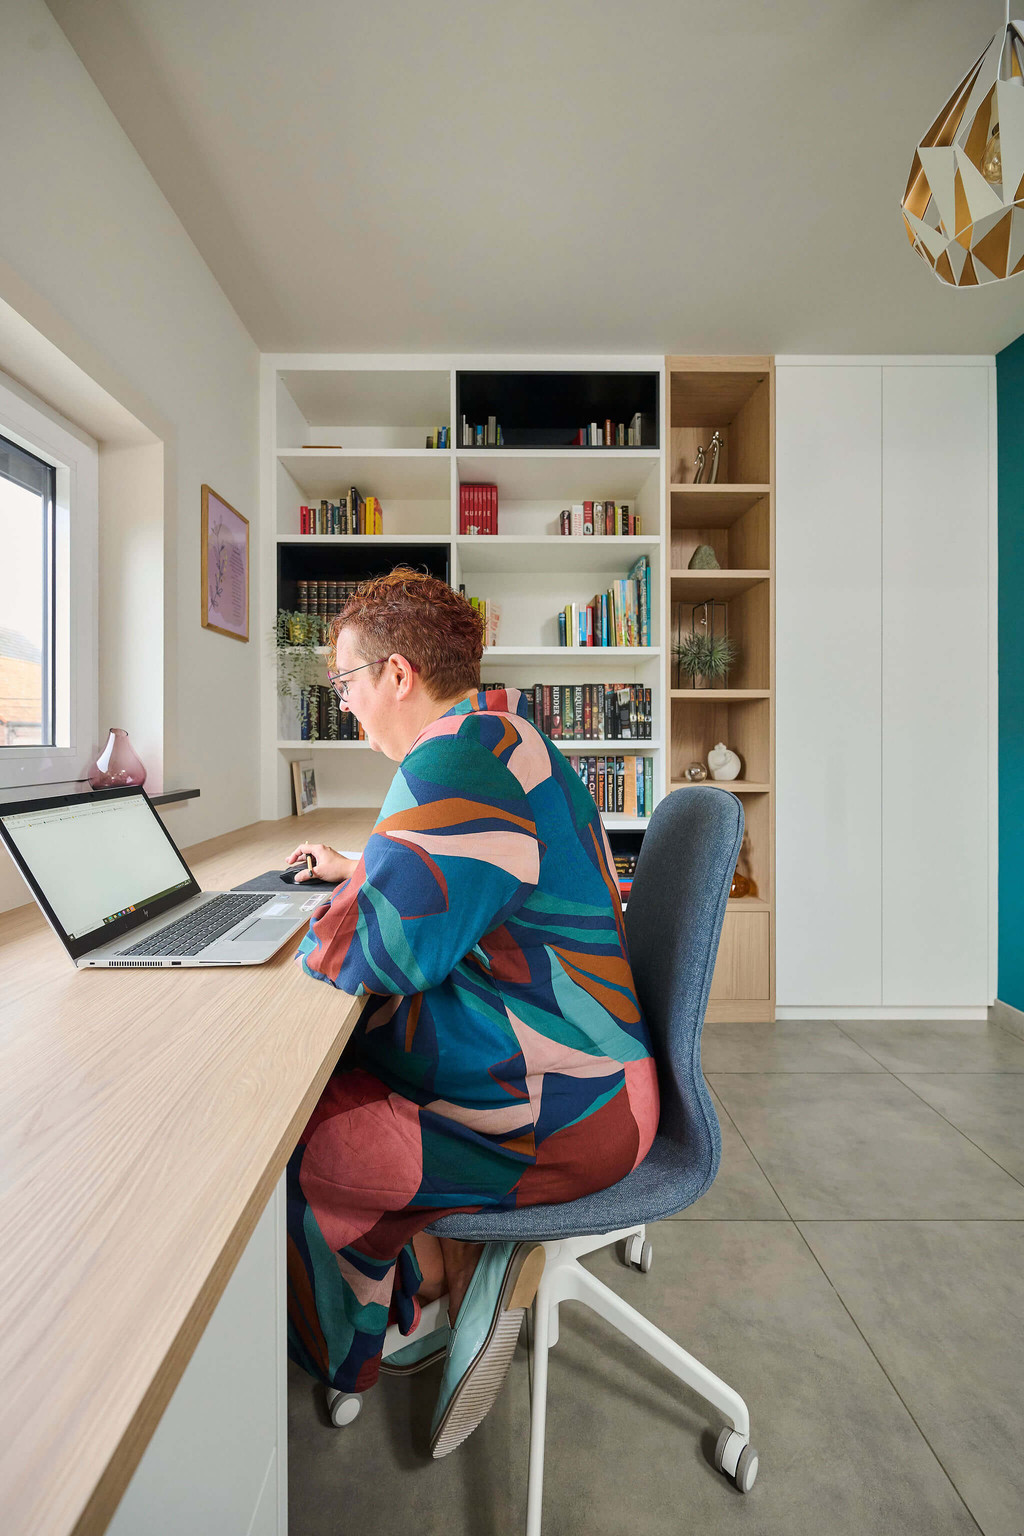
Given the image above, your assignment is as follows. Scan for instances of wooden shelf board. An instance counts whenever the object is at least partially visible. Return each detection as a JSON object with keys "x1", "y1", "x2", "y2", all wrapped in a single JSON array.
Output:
[
  {"x1": 277, "y1": 449, "x2": 451, "y2": 500},
  {"x1": 456, "y1": 449, "x2": 660, "y2": 501},
  {"x1": 457, "y1": 534, "x2": 658, "y2": 575},
  {"x1": 483, "y1": 646, "x2": 660, "y2": 659},
  {"x1": 669, "y1": 486, "x2": 770, "y2": 528},
  {"x1": 276, "y1": 533, "x2": 451, "y2": 545},
  {"x1": 670, "y1": 780, "x2": 770, "y2": 794},
  {"x1": 602, "y1": 815, "x2": 651, "y2": 830},
  {"x1": 670, "y1": 689, "x2": 769, "y2": 701},
  {"x1": 726, "y1": 897, "x2": 771, "y2": 910},
  {"x1": 276, "y1": 740, "x2": 373, "y2": 749},
  {"x1": 557, "y1": 740, "x2": 661, "y2": 752},
  {"x1": 670, "y1": 570, "x2": 770, "y2": 600}
]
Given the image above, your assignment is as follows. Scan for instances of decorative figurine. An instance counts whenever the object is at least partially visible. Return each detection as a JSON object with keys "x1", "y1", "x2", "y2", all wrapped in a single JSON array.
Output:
[
  {"x1": 692, "y1": 444, "x2": 706, "y2": 484},
  {"x1": 707, "y1": 742, "x2": 741, "y2": 781},
  {"x1": 688, "y1": 544, "x2": 720, "y2": 570},
  {"x1": 707, "y1": 429, "x2": 723, "y2": 484},
  {"x1": 683, "y1": 761, "x2": 708, "y2": 782}
]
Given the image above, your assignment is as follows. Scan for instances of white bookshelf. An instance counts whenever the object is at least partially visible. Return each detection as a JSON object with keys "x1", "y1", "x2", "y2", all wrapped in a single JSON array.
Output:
[{"x1": 260, "y1": 355, "x2": 667, "y2": 829}]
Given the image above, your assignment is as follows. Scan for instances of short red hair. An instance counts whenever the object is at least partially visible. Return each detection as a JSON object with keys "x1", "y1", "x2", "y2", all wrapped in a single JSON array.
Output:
[{"x1": 330, "y1": 567, "x2": 483, "y2": 699}]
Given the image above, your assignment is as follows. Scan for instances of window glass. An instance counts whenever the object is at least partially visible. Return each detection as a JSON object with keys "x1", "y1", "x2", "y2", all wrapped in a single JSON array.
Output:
[{"x1": 0, "y1": 433, "x2": 54, "y2": 747}]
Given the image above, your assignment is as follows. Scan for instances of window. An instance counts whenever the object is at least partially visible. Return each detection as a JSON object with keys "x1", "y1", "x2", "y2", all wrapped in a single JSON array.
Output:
[
  {"x1": 0, "y1": 435, "x2": 56, "y2": 746},
  {"x1": 0, "y1": 370, "x2": 97, "y2": 792}
]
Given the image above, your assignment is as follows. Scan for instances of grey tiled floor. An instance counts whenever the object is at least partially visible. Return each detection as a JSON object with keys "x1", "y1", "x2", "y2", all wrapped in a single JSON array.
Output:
[{"x1": 288, "y1": 1019, "x2": 1024, "y2": 1536}]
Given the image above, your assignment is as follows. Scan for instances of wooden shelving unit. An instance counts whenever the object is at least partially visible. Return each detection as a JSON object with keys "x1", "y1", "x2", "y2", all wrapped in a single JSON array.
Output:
[
  {"x1": 666, "y1": 356, "x2": 775, "y2": 1022},
  {"x1": 261, "y1": 355, "x2": 773, "y2": 1017}
]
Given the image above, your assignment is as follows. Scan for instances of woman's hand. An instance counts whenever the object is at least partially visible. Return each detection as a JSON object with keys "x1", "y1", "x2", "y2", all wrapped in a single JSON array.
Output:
[{"x1": 286, "y1": 843, "x2": 358, "y2": 885}]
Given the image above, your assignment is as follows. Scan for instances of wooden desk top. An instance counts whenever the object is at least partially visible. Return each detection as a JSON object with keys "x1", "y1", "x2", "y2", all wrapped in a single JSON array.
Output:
[{"x1": 0, "y1": 809, "x2": 376, "y2": 1536}]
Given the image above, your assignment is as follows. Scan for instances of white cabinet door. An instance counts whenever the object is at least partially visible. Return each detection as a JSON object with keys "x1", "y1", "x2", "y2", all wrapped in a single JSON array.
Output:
[
  {"x1": 776, "y1": 365, "x2": 883, "y2": 1007},
  {"x1": 881, "y1": 366, "x2": 991, "y2": 1007},
  {"x1": 106, "y1": 1175, "x2": 287, "y2": 1536}
]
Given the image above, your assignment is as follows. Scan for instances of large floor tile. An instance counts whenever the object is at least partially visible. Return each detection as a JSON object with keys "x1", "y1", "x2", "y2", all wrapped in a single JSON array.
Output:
[
  {"x1": 532, "y1": 1220, "x2": 974, "y2": 1535},
  {"x1": 702, "y1": 1019, "x2": 884, "y2": 1074},
  {"x1": 801, "y1": 1220, "x2": 1024, "y2": 1536},
  {"x1": 709, "y1": 1073, "x2": 1024, "y2": 1219},
  {"x1": 838, "y1": 1019, "x2": 1024, "y2": 1073},
  {"x1": 896, "y1": 1073, "x2": 1024, "y2": 1185},
  {"x1": 675, "y1": 1088, "x2": 789, "y2": 1219},
  {"x1": 288, "y1": 1341, "x2": 531, "y2": 1536}
]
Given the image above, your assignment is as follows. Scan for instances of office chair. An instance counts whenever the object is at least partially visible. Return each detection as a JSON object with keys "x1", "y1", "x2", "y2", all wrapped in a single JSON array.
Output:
[{"x1": 328, "y1": 786, "x2": 759, "y2": 1532}]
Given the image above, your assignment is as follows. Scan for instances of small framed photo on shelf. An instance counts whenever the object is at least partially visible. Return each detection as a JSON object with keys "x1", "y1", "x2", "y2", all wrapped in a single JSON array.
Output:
[
  {"x1": 291, "y1": 758, "x2": 318, "y2": 816},
  {"x1": 201, "y1": 484, "x2": 249, "y2": 641}
]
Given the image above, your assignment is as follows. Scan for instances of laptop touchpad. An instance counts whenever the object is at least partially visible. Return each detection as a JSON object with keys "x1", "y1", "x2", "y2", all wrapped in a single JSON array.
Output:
[{"x1": 231, "y1": 918, "x2": 298, "y2": 942}]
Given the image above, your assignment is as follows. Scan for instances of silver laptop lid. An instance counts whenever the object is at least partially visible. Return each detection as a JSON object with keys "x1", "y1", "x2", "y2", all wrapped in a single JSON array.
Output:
[{"x1": 0, "y1": 786, "x2": 200, "y2": 962}]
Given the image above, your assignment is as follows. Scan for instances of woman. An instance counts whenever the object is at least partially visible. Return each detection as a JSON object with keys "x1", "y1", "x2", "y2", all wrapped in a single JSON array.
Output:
[{"x1": 285, "y1": 569, "x2": 658, "y2": 1458}]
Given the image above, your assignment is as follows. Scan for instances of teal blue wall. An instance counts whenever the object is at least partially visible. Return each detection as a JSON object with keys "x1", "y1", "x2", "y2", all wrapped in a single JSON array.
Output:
[{"x1": 998, "y1": 333, "x2": 1024, "y2": 1010}]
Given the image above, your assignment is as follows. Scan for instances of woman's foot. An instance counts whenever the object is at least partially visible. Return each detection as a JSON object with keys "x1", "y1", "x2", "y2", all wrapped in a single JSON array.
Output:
[
  {"x1": 412, "y1": 1233, "x2": 486, "y2": 1323},
  {"x1": 429, "y1": 1242, "x2": 545, "y2": 1460}
]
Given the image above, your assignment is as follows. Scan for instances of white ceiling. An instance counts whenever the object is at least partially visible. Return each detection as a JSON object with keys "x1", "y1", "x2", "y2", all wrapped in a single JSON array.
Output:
[{"x1": 46, "y1": 0, "x2": 1024, "y2": 356}]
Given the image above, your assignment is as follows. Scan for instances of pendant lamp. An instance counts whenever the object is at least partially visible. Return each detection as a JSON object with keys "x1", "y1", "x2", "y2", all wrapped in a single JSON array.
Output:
[{"x1": 901, "y1": 9, "x2": 1024, "y2": 285}]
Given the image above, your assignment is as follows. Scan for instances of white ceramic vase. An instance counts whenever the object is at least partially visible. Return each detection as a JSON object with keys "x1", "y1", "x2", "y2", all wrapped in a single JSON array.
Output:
[{"x1": 707, "y1": 742, "x2": 741, "y2": 781}]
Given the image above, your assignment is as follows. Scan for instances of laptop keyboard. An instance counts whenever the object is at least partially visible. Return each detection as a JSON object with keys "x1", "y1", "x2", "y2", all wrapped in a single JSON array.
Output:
[{"x1": 117, "y1": 892, "x2": 274, "y2": 957}]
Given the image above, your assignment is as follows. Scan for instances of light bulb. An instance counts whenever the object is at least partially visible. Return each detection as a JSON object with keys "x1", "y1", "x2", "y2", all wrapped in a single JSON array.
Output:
[{"x1": 982, "y1": 127, "x2": 1002, "y2": 185}]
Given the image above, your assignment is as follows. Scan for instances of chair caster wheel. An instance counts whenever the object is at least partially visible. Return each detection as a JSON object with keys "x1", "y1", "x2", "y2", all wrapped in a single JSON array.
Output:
[
  {"x1": 624, "y1": 1234, "x2": 653, "y2": 1272},
  {"x1": 714, "y1": 1427, "x2": 758, "y2": 1492},
  {"x1": 326, "y1": 1388, "x2": 362, "y2": 1427}
]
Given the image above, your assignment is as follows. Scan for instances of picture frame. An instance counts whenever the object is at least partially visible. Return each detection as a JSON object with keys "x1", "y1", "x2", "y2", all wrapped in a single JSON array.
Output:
[
  {"x1": 201, "y1": 484, "x2": 249, "y2": 641},
  {"x1": 291, "y1": 757, "x2": 318, "y2": 816}
]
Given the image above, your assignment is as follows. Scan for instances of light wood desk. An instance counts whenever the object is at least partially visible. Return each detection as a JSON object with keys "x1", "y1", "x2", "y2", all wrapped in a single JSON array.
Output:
[{"x1": 0, "y1": 809, "x2": 375, "y2": 1536}]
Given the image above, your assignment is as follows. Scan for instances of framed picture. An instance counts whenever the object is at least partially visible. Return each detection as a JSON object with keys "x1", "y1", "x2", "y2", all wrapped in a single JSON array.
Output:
[
  {"x1": 201, "y1": 484, "x2": 249, "y2": 641},
  {"x1": 291, "y1": 757, "x2": 318, "y2": 816}
]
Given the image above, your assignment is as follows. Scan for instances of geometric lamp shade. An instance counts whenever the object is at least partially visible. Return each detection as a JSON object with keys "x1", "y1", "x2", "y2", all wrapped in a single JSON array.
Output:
[{"x1": 902, "y1": 19, "x2": 1024, "y2": 285}]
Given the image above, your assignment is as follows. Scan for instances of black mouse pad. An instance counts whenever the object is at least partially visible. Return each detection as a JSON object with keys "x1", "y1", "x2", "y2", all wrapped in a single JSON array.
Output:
[{"x1": 232, "y1": 868, "x2": 339, "y2": 894}]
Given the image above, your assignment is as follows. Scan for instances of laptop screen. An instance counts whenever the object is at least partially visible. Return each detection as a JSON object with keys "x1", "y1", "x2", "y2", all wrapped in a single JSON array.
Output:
[{"x1": 0, "y1": 788, "x2": 198, "y2": 958}]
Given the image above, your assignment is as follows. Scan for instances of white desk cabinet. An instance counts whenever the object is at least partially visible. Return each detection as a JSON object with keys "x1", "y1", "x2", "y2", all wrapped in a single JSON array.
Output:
[
  {"x1": 775, "y1": 359, "x2": 994, "y2": 1017},
  {"x1": 105, "y1": 1177, "x2": 287, "y2": 1536}
]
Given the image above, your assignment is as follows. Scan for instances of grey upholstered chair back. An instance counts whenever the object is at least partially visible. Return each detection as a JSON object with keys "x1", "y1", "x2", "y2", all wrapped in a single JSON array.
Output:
[{"x1": 623, "y1": 786, "x2": 744, "y2": 1189}]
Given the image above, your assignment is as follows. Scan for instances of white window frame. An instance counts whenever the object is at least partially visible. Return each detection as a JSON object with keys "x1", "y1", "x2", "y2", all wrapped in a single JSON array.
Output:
[{"x1": 0, "y1": 369, "x2": 98, "y2": 791}]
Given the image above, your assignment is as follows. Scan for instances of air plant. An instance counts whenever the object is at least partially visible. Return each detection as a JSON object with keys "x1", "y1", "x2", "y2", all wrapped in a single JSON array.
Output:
[{"x1": 673, "y1": 631, "x2": 737, "y2": 686}]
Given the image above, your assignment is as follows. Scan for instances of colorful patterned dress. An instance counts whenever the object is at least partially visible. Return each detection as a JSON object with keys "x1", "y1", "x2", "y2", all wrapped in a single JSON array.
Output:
[{"x1": 287, "y1": 687, "x2": 659, "y2": 1392}]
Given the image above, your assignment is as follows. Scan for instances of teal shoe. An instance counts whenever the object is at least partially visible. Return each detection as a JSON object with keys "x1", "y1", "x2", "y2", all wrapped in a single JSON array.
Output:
[
  {"x1": 380, "y1": 1322, "x2": 449, "y2": 1376},
  {"x1": 429, "y1": 1242, "x2": 546, "y2": 1459}
]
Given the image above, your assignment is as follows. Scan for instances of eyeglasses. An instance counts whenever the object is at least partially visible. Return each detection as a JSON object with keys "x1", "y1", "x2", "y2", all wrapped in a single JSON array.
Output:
[{"x1": 326, "y1": 658, "x2": 389, "y2": 704}]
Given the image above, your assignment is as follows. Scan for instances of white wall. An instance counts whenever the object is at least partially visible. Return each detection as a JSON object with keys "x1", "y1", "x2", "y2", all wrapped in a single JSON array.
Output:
[{"x1": 0, "y1": 0, "x2": 260, "y2": 913}]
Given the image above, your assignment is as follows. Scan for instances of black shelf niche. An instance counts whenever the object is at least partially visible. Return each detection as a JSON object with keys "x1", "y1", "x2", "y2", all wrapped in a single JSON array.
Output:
[
  {"x1": 277, "y1": 541, "x2": 451, "y2": 612},
  {"x1": 457, "y1": 371, "x2": 659, "y2": 449}
]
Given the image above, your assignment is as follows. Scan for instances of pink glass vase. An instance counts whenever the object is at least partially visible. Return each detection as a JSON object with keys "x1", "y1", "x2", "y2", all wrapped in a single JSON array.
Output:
[{"x1": 88, "y1": 727, "x2": 147, "y2": 789}]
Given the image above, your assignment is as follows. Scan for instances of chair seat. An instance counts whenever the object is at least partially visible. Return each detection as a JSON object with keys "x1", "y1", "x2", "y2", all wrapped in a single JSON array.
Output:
[{"x1": 426, "y1": 1132, "x2": 715, "y2": 1243}]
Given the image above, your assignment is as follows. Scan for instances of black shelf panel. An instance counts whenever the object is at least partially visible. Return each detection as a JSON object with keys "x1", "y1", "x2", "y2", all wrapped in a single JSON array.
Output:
[
  {"x1": 277, "y1": 542, "x2": 451, "y2": 611},
  {"x1": 457, "y1": 371, "x2": 659, "y2": 449}
]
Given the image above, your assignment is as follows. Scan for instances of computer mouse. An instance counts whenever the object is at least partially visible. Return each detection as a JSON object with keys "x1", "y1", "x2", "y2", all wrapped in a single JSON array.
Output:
[{"x1": 279, "y1": 864, "x2": 307, "y2": 885}]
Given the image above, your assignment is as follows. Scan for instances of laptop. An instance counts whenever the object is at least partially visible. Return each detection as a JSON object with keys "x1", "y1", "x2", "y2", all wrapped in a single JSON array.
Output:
[{"x1": 0, "y1": 785, "x2": 320, "y2": 968}]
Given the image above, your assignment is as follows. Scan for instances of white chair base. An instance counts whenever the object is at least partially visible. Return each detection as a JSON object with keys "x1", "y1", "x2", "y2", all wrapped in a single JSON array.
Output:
[
  {"x1": 326, "y1": 1227, "x2": 758, "y2": 1532},
  {"x1": 522, "y1": 1224, "x2": 757, "y2": 1535}
]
